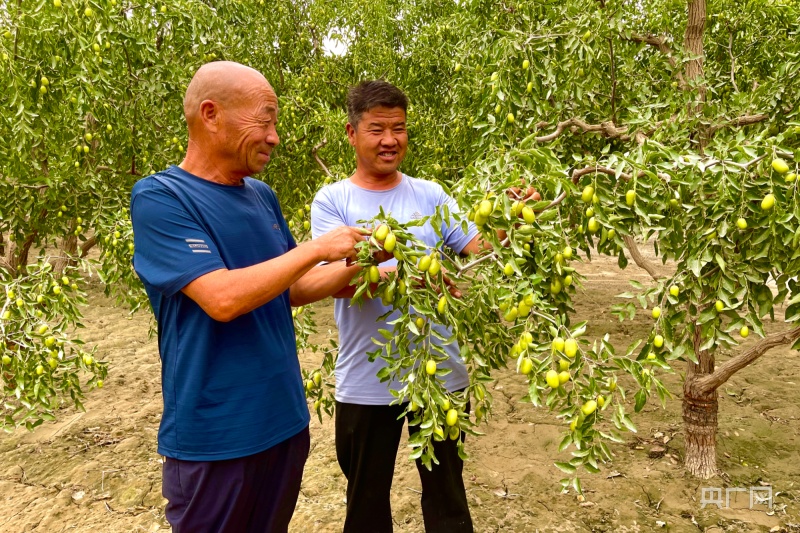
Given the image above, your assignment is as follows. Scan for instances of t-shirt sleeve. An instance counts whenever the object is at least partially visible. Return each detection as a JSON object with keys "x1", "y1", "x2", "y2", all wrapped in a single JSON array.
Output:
[
  {"x1": 438, "y1": 186, "x2": 479, "y2": 254},
  {"x1": 310, "y1": 186, "x2": 346, "y2": 239},
  {"x1": 130, "y1": 181, "x2": 227, "y2": 297}
]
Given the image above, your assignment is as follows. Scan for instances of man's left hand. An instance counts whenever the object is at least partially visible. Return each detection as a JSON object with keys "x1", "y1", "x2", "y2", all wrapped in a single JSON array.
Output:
[{"x1": 507, "y1": 181, "x2": 541, "y2": 204}]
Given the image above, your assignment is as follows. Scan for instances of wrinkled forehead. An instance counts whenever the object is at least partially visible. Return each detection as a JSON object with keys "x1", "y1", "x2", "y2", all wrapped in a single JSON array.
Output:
[{"x1": 237, "y1": 83, "x2": 279, "y2": 117}]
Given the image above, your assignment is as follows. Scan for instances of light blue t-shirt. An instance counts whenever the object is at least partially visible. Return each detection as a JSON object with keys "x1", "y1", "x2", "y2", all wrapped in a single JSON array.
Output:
[{"x1": 311, "y1": 174, "x2": 479, "y2": 405}]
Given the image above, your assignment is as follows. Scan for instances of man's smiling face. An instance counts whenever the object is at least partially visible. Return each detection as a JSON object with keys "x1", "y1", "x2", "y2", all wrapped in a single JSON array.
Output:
[{"x1": 347, "y1": 106, "x2": 408, "y2": 179}]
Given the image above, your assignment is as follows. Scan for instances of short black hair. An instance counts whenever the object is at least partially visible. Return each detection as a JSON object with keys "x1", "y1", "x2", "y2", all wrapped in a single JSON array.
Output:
[{"x1": 346, "y1": 80, "x2": 408, "y2": 129}]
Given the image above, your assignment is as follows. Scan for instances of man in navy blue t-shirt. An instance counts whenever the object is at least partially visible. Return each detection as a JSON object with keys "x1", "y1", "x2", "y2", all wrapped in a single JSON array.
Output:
[{"x1": 131, "y1": 61, "x2": 367, "y2": 533}]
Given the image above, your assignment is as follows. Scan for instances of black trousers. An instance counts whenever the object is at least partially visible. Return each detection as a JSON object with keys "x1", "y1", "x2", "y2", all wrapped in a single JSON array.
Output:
[
  {"x1": 335, "y1": 399, "x2": 473, "y2": 533},
  {"x1": 162, "y1": 426, "x2": 310, "y2": 533}
]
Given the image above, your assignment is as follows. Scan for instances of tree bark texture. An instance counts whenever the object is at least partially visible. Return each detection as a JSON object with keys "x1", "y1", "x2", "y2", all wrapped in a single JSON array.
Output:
[
  {"x1": 684, "y1": 0, "x2": 706, "y2": 101},
  {"x1": 683, "y1": 325, "x2": 718, "y2": 478}
]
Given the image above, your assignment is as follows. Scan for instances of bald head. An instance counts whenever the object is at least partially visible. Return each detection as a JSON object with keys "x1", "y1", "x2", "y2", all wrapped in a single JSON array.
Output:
[
  {"x1": 179, "y1": 61, "x2": 281, "y2": 184},
  {"x1": 183, "y1": 61, "x2": 275, "y2": 129}
]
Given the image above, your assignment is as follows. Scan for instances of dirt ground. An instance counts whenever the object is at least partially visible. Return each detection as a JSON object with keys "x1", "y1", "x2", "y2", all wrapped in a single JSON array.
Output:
[{"x1": 1, "y1": 251, "x2": 798, "y2": 532}]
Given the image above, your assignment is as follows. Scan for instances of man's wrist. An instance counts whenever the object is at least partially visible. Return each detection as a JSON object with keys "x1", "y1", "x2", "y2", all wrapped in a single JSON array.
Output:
[{"x1": 306, "y1": 238, "x2": 328, "y2": 263}]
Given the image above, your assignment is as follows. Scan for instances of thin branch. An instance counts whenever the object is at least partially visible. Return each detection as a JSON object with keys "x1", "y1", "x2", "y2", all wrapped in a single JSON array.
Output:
[
  {"x1": 456, "y1": 237, "x2": 509, "y2": 273},
  {"x1": 531, "y1": 148, "x2": 788, "y2": 213},
  {"x1": 0, "y1": 181, "x2": 49, "y2": 191},
  {"x1": 539, "y1": 166, "x2": 671, "y2": 212},
  {"x1": 571, "y1": 166, "x2": 632, "y2": 182},
  {"x1": 541, "y1": 191, "x2": 568, "y2": 210},
  {"x1": 312, "y1": 139, "x2": 332, "y2": 177},
  {"x1": 571, "y1": 165, "x2": 672, "y2": 183},
  {"x1": 608, "y1": 38, "x2": 617, "y2": 122},
  {"x1": 703, "y1": 148, "x2": 792, "y2": 172},
  {"x1": 13, "y1": 0, "x2": 21, "y2": 60},
  {"x1": 457, "y1": 251, "x2": 498, "y2": 273},
  {"x1": 727, "y1": 29, "x2": 738, "y2": 92},
  {"x1": 692, "y1": 327, "x2": 800, "y2": 395}
]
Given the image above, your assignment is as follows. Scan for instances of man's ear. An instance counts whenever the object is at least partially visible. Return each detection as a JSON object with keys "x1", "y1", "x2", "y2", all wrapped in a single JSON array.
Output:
[
  {"x1": 345, "y1": 122, "x2": 356, "y2": 147},
  {"x1": 199, "y1": 100, "x2": 220, "y2": 133}
]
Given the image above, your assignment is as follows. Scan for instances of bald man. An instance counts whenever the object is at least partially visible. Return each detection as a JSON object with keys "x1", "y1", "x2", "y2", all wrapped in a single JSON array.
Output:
[{"x1": 130, "y1": 62, "x2": 367, "y2": 533}]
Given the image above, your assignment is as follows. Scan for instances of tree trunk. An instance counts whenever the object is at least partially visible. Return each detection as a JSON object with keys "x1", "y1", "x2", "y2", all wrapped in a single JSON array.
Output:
[
  {"x1": 683, "y1": 381, "x2": 718, "y2": 478},
  {"x1": 684, "y1": 0, "x2": 706, "y2": 101},
  {"x1": 51, "y1": 234, "x2": 78, "y2": 274},
  {"x1": 683, "y1": 324, "x2": 718, "y2": 478}
]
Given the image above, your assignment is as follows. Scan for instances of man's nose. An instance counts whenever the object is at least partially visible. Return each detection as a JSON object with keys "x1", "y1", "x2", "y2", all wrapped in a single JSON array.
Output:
[
  {"x1": 380, "y1": 131, "x2": 398, "y2": 146},
  {"x1": 267, "y1": 126, "x2": 280, "y2": 147}
]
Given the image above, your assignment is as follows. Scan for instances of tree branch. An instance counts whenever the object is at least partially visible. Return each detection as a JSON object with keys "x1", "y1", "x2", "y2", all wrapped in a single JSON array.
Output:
[
  {"x1": 533, "y1": 115, "x2": 679, "y2": 146},
  {"x1": 312, "y1": 139, "x2": 332, "y2": 177},
  {"x1": 608, "y1": 36, "x2": 617, "y2": 122},
  {"x1": 571, "y1": 166, "x2": 671, "y2": 183},
  {"x1": 621, "y1": 235, "x2": 659, "y2": 280},
  {"x1": 80, "y1": 235, "x2": 97, "y2": 258},
  {"x1": 692, "y1": 327, "x2": 800, "y2": 396},
  {"x1": 727, "y1": 29, "x2": 738, "y2": 92},
  {"x1": 706, "y1": 113, "x2": 768, "y2": 136},
  {"x1": 535, "y1": 117, "x2": 631, "y2": 143},
  {"x1": 11, "y1": 225, "x2": 41, "y2": 273},
  {"x1": 536, "y1": 165, "x2": 672, "y2": 232},
  {"x1": 571, "y1": 166, "x2": 632, "y2": 182},
  {"x1": 0, "y1": 256, "x2": 14, "y2": 276}
]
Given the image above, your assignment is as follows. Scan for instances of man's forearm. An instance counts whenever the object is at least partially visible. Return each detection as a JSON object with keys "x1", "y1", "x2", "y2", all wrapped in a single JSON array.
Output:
[
  {"x1": 182, "y1": 240, "x2": 329, "y2": 322},
  {"x1": 292, "y1": 263, "x2": 400, "y2": 304},
  {"x1": 289, "y1": 261, "x2": 361, "y2": 306}
]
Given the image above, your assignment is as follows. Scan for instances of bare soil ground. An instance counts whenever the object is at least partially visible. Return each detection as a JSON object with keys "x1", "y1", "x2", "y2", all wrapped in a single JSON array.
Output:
[{"x1": 1, "y1": 251, "x2": 798, "y2": 532}]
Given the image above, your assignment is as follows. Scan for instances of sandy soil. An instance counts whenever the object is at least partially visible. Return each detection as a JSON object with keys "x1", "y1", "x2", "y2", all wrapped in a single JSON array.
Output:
[{"x1": 1, "y1": 250, "x2": 798, "y2": 532}]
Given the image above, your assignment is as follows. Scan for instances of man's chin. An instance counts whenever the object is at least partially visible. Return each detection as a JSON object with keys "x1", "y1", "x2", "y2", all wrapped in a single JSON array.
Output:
[
  {"x1": 373, "y1": 158, "x2": 403, "y2": 174},
  {"x1": 249, "y1": 157, "x2": 271, "y2": 175}
]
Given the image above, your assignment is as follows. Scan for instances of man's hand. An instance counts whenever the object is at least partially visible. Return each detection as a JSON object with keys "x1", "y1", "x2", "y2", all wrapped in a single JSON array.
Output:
[
  {"x1": 315, "y1": 226, "x2": 369, "y2": 263},
  {"x1": 442, "y1": 272, "x2": 463, "y2": 298},
  {"x1": 372, "y1": 248, "x2": 395, "y2": 264},
  {"x1": 507, "y1": 181, "x2": 541, "y2": 203}
]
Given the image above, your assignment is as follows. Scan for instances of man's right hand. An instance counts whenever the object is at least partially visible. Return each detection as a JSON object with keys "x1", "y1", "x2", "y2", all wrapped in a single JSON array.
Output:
[{"x1": 315, "y1": 226, "x2": 369, "y2": 263}]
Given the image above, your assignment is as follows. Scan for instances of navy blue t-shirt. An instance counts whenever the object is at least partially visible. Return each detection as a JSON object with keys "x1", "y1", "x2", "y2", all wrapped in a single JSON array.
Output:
[{"x1": 130, "y1": 165, "x2": 309, "y2": 461}]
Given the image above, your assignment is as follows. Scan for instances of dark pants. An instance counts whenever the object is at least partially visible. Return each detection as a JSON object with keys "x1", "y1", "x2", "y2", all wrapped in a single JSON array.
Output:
[
  {"x1": 162, "y1": 426, "x2": 310, "y2": 533},
  {"x1": 335, "y1": 400, "x2": 473, "y2": 533}
]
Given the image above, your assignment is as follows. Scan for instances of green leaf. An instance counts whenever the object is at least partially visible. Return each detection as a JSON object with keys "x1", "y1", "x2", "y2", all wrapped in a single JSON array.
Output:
[
  {"x1": 634, "y1": 389, "x2": 647, "y2": 413},
  {"x1": 555, "y1": 461, "x2": 577, "y2": 474}
]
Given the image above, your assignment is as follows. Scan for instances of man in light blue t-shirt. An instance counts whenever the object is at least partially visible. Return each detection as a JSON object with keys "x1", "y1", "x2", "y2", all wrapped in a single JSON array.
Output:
[{"x1": 311, "y1": 81, "x2": 489, "y2": 533}]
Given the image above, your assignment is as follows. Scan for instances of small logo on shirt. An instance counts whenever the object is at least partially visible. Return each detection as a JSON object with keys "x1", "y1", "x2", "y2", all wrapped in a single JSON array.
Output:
[
  {"x1": 410, "y1": 211, "x2": 423, "y2": 220},
  {"x1": 185, "y1": 238, "x2": 211, "y2": 253},
  {"x1": 273, "y1": 223, "x2": 280, "y2": 230}
]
